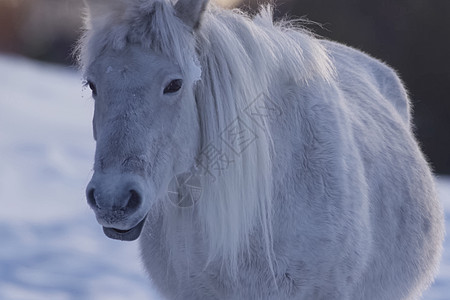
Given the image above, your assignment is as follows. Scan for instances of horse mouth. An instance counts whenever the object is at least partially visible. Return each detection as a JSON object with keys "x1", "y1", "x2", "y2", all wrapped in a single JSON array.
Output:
[{"x1": 102, "y1": 217, "x2": 146, "y2": 241}]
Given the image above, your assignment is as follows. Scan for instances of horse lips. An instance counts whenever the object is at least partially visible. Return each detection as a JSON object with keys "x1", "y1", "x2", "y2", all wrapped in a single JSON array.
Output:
[{"x1": 102, "y1": 217, "x2": 146, "y2": 241}]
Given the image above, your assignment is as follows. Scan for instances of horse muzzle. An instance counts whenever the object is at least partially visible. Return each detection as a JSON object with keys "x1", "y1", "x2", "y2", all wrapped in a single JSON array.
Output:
[{"x1": 86, "y1": 172, "x2": 152, "y2": 241}]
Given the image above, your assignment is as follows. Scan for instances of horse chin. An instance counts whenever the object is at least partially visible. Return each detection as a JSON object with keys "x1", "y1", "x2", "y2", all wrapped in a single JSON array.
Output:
[{"x1": 102, "y1": 216, "x2": 147, "y2": 241}]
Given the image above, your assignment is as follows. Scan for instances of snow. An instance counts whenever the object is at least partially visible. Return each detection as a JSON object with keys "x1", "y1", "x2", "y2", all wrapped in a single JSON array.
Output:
[{"x1": 0, "y1": 55, "x2": 448, "y2": 299}]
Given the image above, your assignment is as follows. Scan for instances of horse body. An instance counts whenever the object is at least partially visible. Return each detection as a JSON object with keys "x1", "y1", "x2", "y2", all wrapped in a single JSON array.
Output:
[
  {"x1": 79, "y1": 0, "x2": 444, "y2": 299},
  {"x1": 140, "y1": 38, "x2": 441, "y2": 299}
]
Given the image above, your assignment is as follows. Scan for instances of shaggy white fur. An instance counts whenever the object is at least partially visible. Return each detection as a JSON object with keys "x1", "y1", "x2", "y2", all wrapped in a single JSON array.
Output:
[{"x1": 79, "y1": 0, "x2": 444, "y2": 299}]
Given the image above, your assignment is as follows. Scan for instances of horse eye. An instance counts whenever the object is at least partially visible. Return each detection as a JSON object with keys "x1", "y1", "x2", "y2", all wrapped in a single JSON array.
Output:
[
  {"x1": 88, "y1": 81, "x2": 97, "y2": 97},
  {"x1": 163, "y1": 79, "x2": 183, "y2": 94}
]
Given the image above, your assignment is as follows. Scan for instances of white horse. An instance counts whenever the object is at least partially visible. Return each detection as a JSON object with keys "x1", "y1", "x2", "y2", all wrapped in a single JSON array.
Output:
[{"x1": 79, "y1": 0, "x2": 444, "y2": 299}]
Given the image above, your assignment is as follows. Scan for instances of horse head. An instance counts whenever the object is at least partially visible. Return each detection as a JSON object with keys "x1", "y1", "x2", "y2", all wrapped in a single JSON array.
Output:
[{"x1": 83, "y1": 0, "x2": 207, "y2": 240}]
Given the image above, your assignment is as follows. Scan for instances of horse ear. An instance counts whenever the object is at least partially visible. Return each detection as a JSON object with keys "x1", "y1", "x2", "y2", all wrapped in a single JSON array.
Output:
[
  {"x1": 174, "y1": 0, "x2": 209, "y2": 30},
  {"x1": 84, "y1": 0, "x2": 126, "y2": 27}
]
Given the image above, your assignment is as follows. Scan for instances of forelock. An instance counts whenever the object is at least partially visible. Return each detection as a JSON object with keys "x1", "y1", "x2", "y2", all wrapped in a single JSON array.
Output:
[{"x1": 77, "y1": 0, "x2": 198, "y2": 78}]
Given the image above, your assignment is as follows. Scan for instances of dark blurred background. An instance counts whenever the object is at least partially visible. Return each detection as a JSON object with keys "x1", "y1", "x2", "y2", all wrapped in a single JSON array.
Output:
[{"x1": 1, "y1": 0, "x2": 448, "y2": 174}]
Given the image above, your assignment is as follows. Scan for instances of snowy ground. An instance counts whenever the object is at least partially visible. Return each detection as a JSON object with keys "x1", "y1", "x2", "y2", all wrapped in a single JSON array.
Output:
[{"x1": 0, "y1": 55, "x2": 448, "y2": 299}]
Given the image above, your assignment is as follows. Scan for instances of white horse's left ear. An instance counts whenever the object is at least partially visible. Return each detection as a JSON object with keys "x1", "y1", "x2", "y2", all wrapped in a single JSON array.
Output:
[{"x1": 174, "y1": 0, "x2": 209, "y2": 30}]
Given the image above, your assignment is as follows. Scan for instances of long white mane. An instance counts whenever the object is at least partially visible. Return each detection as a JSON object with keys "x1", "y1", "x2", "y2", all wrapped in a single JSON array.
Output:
[
  {"x1": 77, "y1": 0, "x2": 334, "y2": 275},
  {"x1": 192, "y1": 5, "x2": 334, "y2": 275}
]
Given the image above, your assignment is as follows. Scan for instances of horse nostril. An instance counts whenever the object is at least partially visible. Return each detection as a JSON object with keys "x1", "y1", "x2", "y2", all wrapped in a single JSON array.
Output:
[
  {"x1": 86, "y1": 181, "x2": 144, "y2": 212},
  {"x1": 127, "y1": 189, "x2": 142, "y2": 211},
  {"x1": 87, "y1": 187, "x2": 99, "y2": 209}
]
